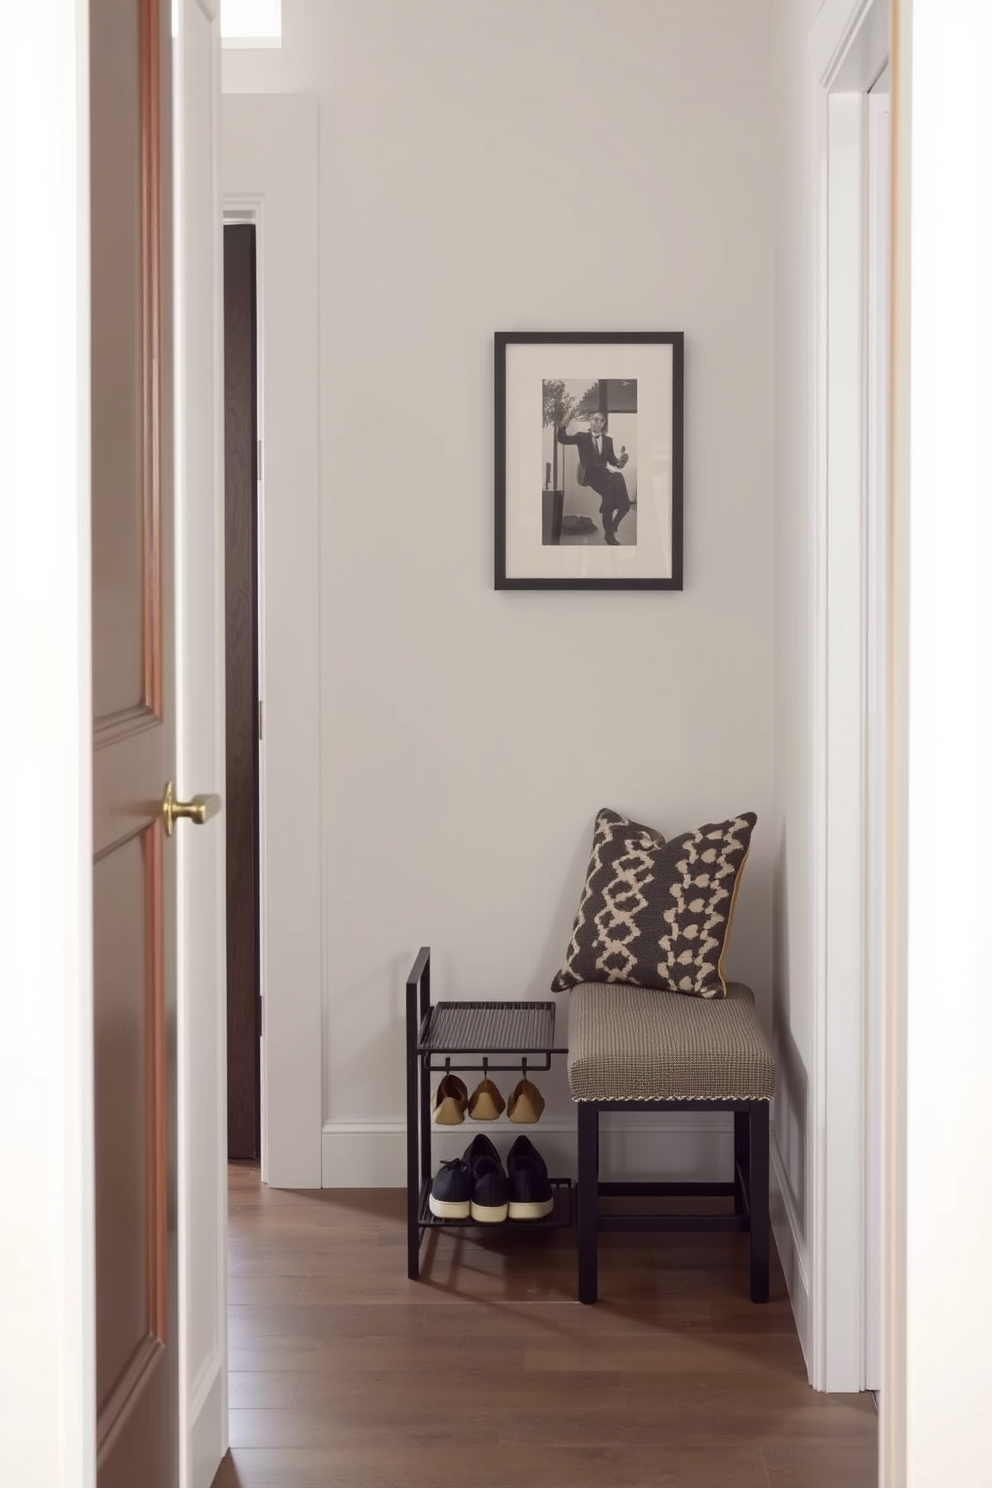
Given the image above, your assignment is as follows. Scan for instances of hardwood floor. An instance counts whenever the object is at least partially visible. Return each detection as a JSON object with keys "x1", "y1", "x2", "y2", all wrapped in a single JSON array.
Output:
[{"x1": 214, "y1": 1163, "x2": 876, "y2": 1488}]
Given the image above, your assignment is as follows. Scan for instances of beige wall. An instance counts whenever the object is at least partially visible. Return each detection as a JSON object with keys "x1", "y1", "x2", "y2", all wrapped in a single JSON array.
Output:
[{"x1": 224, "y1": 0, "x2": 777, "y2": 1184}]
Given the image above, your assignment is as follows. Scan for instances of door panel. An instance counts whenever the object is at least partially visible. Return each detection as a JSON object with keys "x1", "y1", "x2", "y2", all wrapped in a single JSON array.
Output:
[
  {"x1": 90, "y1": 0, "x2": 164, "y2": 728},
  {"x1": 93, "y1": 836, "x2": 157, "y2": 1405},
  {"x1": 90, "y1": 1, "x2": 176, "y2": 1485},
  {"x1": 90, "y1": 0, "x2": 147, "y2": 721}
]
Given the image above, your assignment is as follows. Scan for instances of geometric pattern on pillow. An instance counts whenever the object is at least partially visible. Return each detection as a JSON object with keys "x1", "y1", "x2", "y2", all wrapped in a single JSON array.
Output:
[{"x1": 550, "y1": 808, "x2": 757, "y2": 999}]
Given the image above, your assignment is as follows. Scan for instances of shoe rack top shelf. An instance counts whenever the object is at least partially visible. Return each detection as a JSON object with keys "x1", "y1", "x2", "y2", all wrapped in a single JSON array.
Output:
[{"x1": 418, "y1": 1000, "x2": 566, "y2": 1062}]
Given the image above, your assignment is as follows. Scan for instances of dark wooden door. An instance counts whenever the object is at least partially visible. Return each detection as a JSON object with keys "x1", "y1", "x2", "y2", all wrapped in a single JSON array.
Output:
[
  {"x1": 90, "y1": 1, "x2": 177, "y2": 1484},
  {"x1": 224, "y1": 224, "x2": 261, "y2": 1159}
]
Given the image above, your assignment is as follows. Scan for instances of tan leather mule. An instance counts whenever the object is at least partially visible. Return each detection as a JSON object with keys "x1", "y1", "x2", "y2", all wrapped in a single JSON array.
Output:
[
  {"x1": 467, "y1": 1077, "x2": 505, "y2": 1121},
  {"x1": 431, "y1": 1073, "x2": 468, "y2": 1125},
  {"x1": 507, "y1": 1076, "x2": 545, "y2": 1124}
]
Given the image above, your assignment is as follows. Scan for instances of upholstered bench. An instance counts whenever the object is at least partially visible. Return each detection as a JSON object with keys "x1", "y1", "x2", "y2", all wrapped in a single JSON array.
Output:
[{"x1": 568, "y1": 980, "x2": 776, "y2": 1304}]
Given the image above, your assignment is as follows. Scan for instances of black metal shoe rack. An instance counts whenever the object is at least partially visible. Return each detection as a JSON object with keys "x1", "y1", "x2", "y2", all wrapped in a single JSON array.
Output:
[{"x1": 406, "y1": 946, "x2": 572, "y2": 1280}]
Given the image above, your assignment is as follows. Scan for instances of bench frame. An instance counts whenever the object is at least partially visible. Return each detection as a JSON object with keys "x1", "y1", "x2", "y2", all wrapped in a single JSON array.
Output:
[{"x1": 576, "y1": 1098, "x2": 770, "y2": 1304}]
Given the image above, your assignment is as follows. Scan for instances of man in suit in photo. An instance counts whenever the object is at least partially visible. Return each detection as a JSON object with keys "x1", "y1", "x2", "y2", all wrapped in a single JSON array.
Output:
[{"x1": 556, "y1": 410, "x2": 631, "y2": 545}]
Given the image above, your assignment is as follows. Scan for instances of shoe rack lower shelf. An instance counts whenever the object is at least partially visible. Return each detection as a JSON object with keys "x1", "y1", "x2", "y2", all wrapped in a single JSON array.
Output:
[
  {"x1": 416, "y1": 1176, "x2": 573, "y2": 1230},
  {"x1": 406, "y1": 947, "x2": 571, "y2": 1281}
]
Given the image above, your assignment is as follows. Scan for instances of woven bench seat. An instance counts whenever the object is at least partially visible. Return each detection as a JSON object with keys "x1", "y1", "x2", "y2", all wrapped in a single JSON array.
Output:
[
  {"x1": 567, "y1": 981, "x2": 776, "y2": 1306},
  {"x1": 568, "y1": 981, "x2": 776, "y2": 1104}
]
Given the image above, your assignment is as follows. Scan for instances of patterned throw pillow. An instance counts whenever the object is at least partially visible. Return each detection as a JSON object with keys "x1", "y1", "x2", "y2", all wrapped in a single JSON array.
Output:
[{"x1": 551, "y1": 808, "x2": 756, "y2": 1000}]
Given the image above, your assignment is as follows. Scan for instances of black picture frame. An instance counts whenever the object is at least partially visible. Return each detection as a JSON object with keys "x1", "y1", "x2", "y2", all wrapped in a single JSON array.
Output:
[{"x1": 494, "y1": 331, "x2": 684, "y2": 591}]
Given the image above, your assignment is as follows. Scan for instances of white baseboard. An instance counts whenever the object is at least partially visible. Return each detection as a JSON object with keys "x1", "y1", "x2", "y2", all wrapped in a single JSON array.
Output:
[
  {"x1": 183, "y1": 1353, "x2": 226, "y2": 1488},
  {"x1": 321, "y1": 1111, "x2": 734, "y2": 1188},
  {"x1": 770, "y1": 1126, "x2": 810, "y2": 1372}
]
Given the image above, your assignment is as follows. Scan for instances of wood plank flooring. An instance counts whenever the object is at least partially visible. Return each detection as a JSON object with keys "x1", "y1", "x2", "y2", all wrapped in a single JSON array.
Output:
[{"x1": 213, "y1": 1163, "x2": 877, "y2": 1488}]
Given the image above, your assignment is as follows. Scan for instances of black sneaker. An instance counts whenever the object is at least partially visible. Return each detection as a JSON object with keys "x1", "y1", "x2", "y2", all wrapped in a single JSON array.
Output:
[
  {"x1": 506, "y1": 1135, "x2": 554, "y2": 1220},
  {"x1": 463, "y1": 1133, "x2": 508, "y2": 1223},
  {"x1": 428, "y1": 1158, "x2": 471, "y2": 1220}
]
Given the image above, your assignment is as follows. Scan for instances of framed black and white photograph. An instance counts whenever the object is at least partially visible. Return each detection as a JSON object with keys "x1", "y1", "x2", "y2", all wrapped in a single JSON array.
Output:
[{"x1": 494, "y1": 331, "x2": 684, "y2": 590}]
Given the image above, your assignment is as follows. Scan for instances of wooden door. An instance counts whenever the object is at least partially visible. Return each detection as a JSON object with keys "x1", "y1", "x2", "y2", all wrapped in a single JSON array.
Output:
[
  {"x1": 90, "y1": 2, "x2": 177, "y2": 1485},
  {"x1": 224, "y1": 224, "x2": 261, "y2": 1159}
]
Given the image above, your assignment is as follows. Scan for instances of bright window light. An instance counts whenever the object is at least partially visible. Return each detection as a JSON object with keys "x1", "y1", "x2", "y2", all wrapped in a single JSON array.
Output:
[{"x1": 221, "y1": 0, "x2": 282, "y2": 47}]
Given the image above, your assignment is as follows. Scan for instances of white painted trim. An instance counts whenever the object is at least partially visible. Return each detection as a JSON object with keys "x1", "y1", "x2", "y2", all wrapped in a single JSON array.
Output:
[
  {"x1": 811, "y1": 0, "x2": 888, "y2": 90},
  {"x1": 322, "y1": 1114, "x2": 736, "y2": 1188},
  {"x1": 323, "y1": 1113, "x2": 735, "y2": 1137},
  {"x1": 824, "y1": 88, "x2": 868, "y2": 1394},
  {"x1": 809, "y1": 52, "x2": 832, "y2": 1392},
  {"x1": 0, "y1": 4, "x2": 95, "y2": 1485},
  {"x1": 806, "y1": 0, "x2": 888, "y2": 1395},
  {"x1": 811, "y1": 0, "x2": 872, "y2": 78},
  {"x1": 222, "y1": 94, "x2": 322, "y2": 1188},
  {"x1": 863, "y1": 83, "x2": 891, "y2": 1398},
  {"x1": 185, "y1": 1355, "x2": 226, "y2": 1488},
  {"x1": 808, "y1": 52, "x2": 830, "y2": 1394},
  {"x1": 209, "y1": 17, "x2": 231, "y2": 1459},
  {"x1": 221, "y1": 191, "x2": 269, "y2": 1188},
  {"x1": 882, "y1": 10, "x2": 910, "y2": 1481},
  {"x1": 771, "y1": 1129, "x2": 810, "y2": 1369},
  {"x1": 174, "y1": 3, "x2": 229, "y2": 1485}
]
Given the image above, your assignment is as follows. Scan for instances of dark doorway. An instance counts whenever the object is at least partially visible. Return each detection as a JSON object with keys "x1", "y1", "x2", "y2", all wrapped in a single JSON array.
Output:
[{"x1": 224, "y1": 223, "x2": 261, "y2": 1160}]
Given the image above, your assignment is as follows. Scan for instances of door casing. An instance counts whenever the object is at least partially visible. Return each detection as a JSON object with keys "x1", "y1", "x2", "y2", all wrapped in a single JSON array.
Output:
[
  {"x1": 223, "y1": 94, "x2": 322, "y2": 1191},
  {"x1": 780, "y1": 0, "x2": 890, "y2": 1396},
  {"x1": 173, "y1": 1, "x2": 229, "y2": 1485}
]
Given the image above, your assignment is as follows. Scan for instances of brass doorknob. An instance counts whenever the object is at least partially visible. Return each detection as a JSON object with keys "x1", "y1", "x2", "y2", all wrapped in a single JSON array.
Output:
[{"x1": 162, "y1": 781, "x2": 222, "y2": 837}]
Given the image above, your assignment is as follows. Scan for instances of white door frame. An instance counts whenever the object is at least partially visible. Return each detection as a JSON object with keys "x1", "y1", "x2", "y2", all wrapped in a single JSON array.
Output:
[
  {"x1": 220, "y1": 194, "x2": 271, "y2": 1181},
  {"x1": 174, "y1": 2, "x2": 229, "y2": 1485},
  {"x1": 807, "y1": 0, "x2": 889, "y2": 1393},
  {"x1": 222, "y1": 95, "x2": 323, "y2": 1189},
  {"x1": 863, "y1": 71, "x2": 890, "y2": 1397}
]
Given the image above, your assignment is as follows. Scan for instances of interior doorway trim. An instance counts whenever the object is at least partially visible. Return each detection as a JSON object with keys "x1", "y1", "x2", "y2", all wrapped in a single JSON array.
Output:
[
  {"x1": 223, "y1": 195, "x2": 266, "y2": 1179},
  {"x1": 223, "y1": 94, "x2": 322, "y2": 1188},
  {"x1": 221, "y1": 203, "x2": 266, "y2": 1166},
  {"x1": 807, "y1": 0, "x2": 888, "y2": 1394},
  {"x1": 863, "y1": 70, "x2": 890, "y2": 1398}
]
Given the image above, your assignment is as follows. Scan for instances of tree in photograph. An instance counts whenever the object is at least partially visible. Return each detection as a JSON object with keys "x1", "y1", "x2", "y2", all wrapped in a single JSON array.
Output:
[
  {"x1": 542, "y1": 379, "x2": 599, "y2": 430},
  {"x1": 542, "y1": 379, "x2": 599, "y2": 490}
]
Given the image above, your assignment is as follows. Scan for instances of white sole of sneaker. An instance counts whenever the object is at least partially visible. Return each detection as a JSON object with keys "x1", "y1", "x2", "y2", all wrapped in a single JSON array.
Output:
[
  {"x1": 469, "y1": 1201, "x2": 508, "y2": 1223},
  {"x1": 507, "y1": 1198, "x2": 554, "y2": 1221},
  {"x1": 428, "y1": 1196, "x2": 470, "y2": 1219}
]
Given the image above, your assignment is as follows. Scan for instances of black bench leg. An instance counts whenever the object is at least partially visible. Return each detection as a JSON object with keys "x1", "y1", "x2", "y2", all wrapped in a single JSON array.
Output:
[
  {"x1": 748, "y1": 1101, "x2": 770, "y2": 1303},
  {"x1": 734, "y1": 1109, "x2": 750, "y2": 1216},
  {"x1": 577, "y1": 1102, "x2": 599, "y2": 1304}
]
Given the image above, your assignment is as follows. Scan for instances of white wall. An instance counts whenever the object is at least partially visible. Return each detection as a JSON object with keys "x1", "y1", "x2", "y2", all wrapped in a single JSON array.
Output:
[
  {"x1": 223, "y1": 0, "x2": 777, "y2": 1186},
  {"x1": 768, "y1": 0, "x2": 821, "y2": 1363}
]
